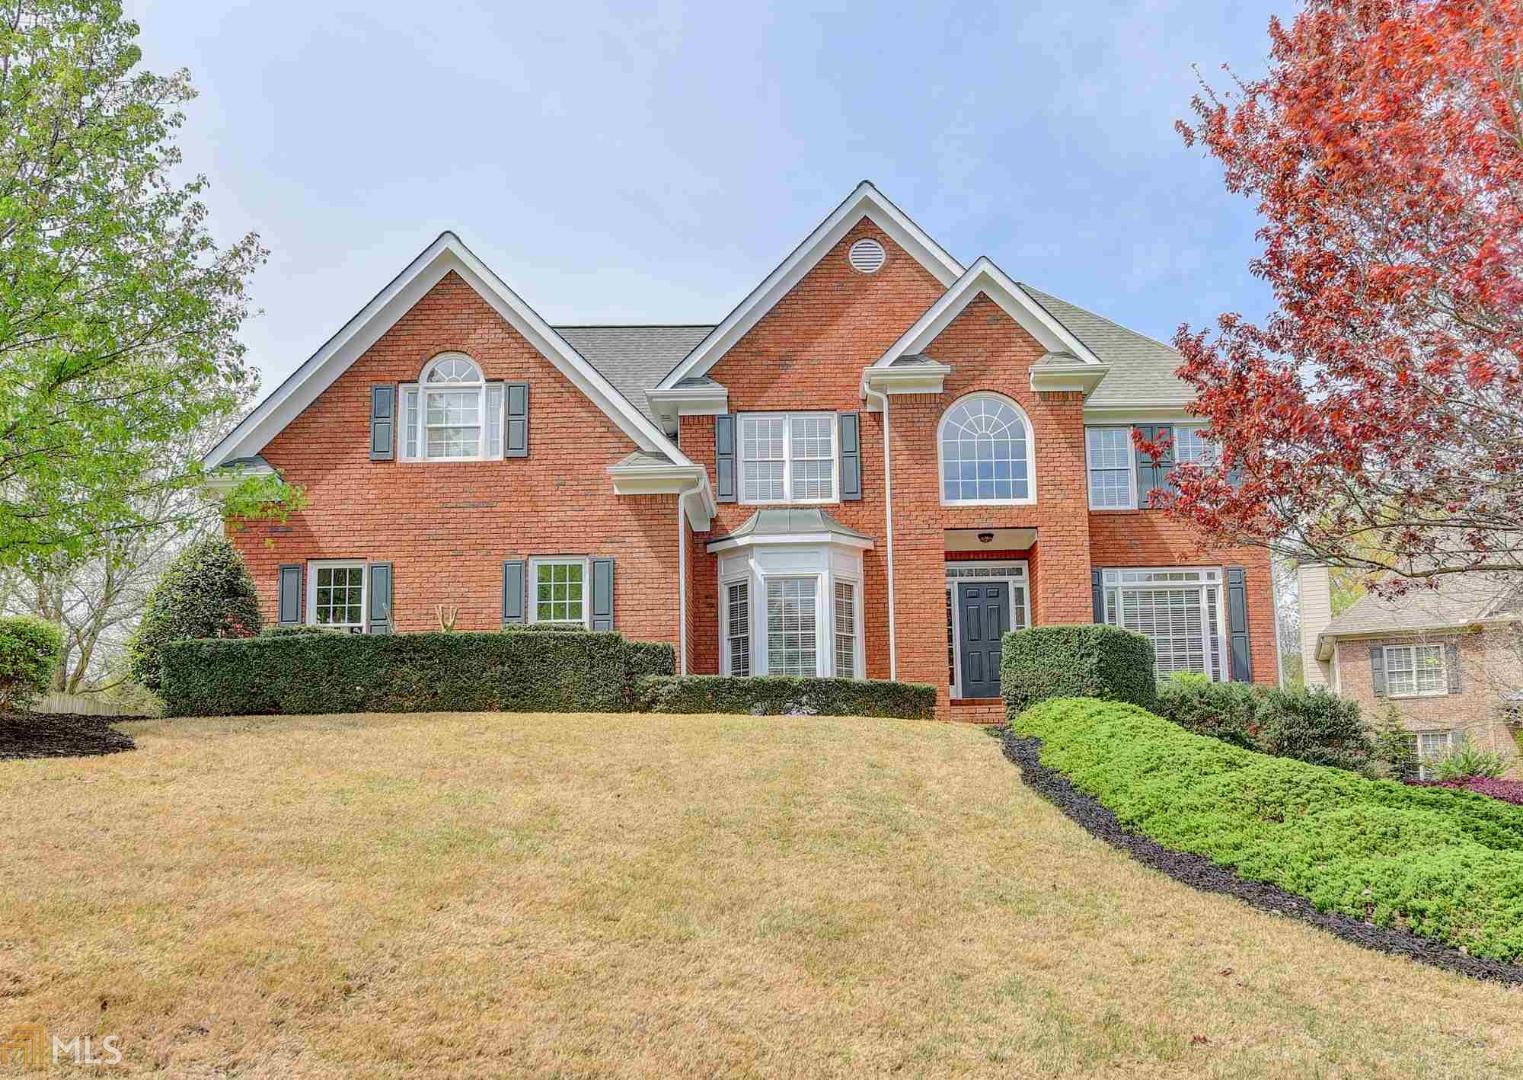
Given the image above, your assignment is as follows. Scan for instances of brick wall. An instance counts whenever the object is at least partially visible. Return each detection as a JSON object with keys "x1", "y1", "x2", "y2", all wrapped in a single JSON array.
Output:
[{"x1": 229, "y1": 271, "x2": 681, "y2": 642}]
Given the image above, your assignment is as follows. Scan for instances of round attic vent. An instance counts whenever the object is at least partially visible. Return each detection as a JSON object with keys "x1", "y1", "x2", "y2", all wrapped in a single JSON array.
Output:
[{"x1": 848, "y1": 238, "x2": 886, "y2": 274}]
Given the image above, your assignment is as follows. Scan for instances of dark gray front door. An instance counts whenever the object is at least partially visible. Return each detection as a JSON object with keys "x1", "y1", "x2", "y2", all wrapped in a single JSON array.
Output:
[{"x1": 958, "y1": 582, "x2": 1009, "y2": 698}]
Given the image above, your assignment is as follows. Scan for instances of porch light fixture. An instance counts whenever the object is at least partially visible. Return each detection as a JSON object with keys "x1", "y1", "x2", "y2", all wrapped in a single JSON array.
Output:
[{"x1": 977, "y1": 532, "x2": 995, "y2": 544}]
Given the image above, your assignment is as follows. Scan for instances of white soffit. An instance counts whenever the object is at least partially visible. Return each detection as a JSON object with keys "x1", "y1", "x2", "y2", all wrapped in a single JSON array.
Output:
[
  {"x1": 873, "y1": 257, "x2": 1104, "y2": 369},
  {"x1": 656, "y1": 181, "x2": 965, "y2": 390},
  {"x1": 204, "y1": 232, "x2": 693, "y2": 470}
]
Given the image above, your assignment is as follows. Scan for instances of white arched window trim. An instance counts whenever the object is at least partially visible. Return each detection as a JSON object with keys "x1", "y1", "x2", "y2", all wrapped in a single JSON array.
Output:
[
  {"x1": 936, "y1": 391, "x2": 1037, "y2": 506},
  {"x1": 400, "y1": 352, "x2": 504, "y2": 462}
]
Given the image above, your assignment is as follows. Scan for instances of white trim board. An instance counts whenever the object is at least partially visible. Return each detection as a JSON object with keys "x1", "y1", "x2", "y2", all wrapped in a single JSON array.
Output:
[
  {"x1": 205, "y1": 232, "x2": 693, "y2": 470},
  {"x1": 656, "y1": 182, "x2": 965, "y2": 390},
  {"x1": 873, "y1": 257, "x2": 1104, "y2": 369}
]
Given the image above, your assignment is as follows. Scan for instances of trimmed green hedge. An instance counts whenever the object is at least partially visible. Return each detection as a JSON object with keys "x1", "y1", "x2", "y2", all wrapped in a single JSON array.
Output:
[
  {"x1": 1015, "y1": 697, "x2": 1523, "y2": 961},
  {"x1": 1001, "y1": 625, "x2": 1156, "y2": 717},
  {"x1": 638, "y1": 675, "x2": 937, "y2": 719},
  {"x1": 161, "y1": 630, "x2": 674, "y2": 717},
  {"x1": 1155, "y1": 674, "x2": 1373, "y2": 772}
]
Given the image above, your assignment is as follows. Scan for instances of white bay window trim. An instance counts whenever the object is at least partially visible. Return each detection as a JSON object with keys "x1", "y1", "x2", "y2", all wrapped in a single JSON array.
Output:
[
  {"x1": 716, "y1": 559, "x2": 864, "y2": 679},
  {"x1": 307, "y1": 559, "x2": 368, "y2": 633},
  {"x1": 1100, "y1": 567, "x2": 1229, "y2": 682},
  {"x1": 737, "y1": 412, "x2": 839, "y2": 505},
  {"x1": 529, "y1": 557, "x2": 591, "y2": 627}
]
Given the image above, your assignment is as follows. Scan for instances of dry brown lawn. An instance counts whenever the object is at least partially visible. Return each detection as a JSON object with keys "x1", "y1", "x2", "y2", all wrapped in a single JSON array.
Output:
[{"x1": 1, "y1": 711, "x2": 1520, "y2": 1077}]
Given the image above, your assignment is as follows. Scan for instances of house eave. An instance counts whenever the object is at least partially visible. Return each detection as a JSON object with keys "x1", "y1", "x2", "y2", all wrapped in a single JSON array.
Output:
[
  {"x1": 608, "y1": 462, "x2": 715, "y2": 528},
  {"x1": 861, "y1": 362, "x2": 953, "y2": 404},
  {"x1": 645, "y1": 385, "x2": 730, "y2": 432},
  {"x1": 1030, "y1": 361, "x2": 1111, "y2": 396}
]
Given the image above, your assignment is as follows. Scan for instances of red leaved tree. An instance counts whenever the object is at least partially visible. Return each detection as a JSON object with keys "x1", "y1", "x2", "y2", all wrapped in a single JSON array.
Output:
[{"x1": 1171, "y1": 0, "x2": 1523, "y2": 590}]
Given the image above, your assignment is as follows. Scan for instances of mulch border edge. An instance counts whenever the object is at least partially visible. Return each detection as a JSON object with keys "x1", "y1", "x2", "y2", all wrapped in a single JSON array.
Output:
[{"x1": 1000, "y1": 727, "x2": 1523, "y2": 985}]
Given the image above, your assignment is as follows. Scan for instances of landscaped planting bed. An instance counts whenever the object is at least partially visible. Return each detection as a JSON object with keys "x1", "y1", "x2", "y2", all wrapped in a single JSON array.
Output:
[
  {"x1": 1008, "y1": 696, "x2": 1523, "y2": 974},
  {"x1": 0, "y1": 712, "x2": 135, "y2": 760},
  {"x1": 1412, "y1": 777, "x2": 1523, "y2": 806}
]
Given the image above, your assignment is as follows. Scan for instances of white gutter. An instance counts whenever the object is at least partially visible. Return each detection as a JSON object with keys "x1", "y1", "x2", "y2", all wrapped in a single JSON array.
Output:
[{"x1": 862, "y1": 384, "x2": 897, "y2": 680}]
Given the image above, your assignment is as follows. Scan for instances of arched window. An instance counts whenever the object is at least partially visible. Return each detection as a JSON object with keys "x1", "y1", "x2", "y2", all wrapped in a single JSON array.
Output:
[
  {"x1": 400, "y1": 353, "x2": 503, "y2": 461},
  {"x1": 938, "y1": 393, "x2": 1034, "y2": 504}
]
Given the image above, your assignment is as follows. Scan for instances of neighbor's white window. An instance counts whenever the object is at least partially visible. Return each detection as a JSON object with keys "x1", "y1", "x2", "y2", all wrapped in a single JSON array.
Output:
[
  {"x1": 1085, "y1": 427, "x2": 1134, "y2": 509},
  {"x1": 1101, "y1": 567, "x2": 1227, "y2": 681},
  {"x1": 833, "y1": 580, "x2": 858, "y2": 678},
  {"x1": 399, "y1": 353, "x2": 504, "y2": 461},
  {"x1": 1385, "y1": 643, "x2": 1447, "y2": 698},
  {"x1": 309, "y1": 561, "x2": 366, "y2": 632},
  {"x1": 1173, "y1": 424, "x2": 1217, "y2": 467},
  {"x1": 939, "y1": 394, "x2": 1033, "y2": 505},
  {"x1": 738, "y1": 413, "x2": 837, "y2": 504},
  {"x1": 724, "y1": 580, "x2": 751, "y2": 677},
  {"x1": 532, "y1": 559, "x2": 588, "y2": 625},
  {"x1": 767, "y1": 576, "x2": 818, "y2": 676},
  {"x1": 1414, "y1": 730, "x2": 1455, "y2": 780}
]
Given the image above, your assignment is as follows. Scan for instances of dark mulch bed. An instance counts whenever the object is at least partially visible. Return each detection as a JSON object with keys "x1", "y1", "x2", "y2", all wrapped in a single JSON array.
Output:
[
  {"x1": 0, "y1": 711, "x2": 136, "y2": 761},
  {"x1": 1000, "y1": 727, "x2": 1523, "y2": 985}
]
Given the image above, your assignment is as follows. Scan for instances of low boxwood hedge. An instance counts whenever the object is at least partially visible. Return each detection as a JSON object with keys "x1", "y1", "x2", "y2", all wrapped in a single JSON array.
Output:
[
  {"x1": 1000, "y1": 624, "x2": 1156, "y2": 717},
  {"x1": 637, "y1": 674, "x2": 937, "y2": 719},
  {"x1": 161, "y1": 630, "x2": 674, "y2": 717},
  {"x1": 1015, "y1": 696, "x2": 1523, "y2": 961}
]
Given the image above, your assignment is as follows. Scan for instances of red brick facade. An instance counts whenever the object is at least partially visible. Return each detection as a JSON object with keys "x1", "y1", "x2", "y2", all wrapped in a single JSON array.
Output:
[{"x1": 226, "y1": 211, "x2": 1278, "y2": 721}]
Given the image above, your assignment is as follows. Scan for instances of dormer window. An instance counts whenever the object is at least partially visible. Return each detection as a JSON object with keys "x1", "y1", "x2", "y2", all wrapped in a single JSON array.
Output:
[{"x1": 399, "y1": 353, "x2": 505, "y2": 461}]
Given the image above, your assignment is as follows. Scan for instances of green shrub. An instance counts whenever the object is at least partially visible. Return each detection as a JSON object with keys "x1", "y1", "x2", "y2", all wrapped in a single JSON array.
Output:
[
  {"x1": 1431, "y1": 738, "x2": 1512, "y2": 782},
  {"x1": 130, "y1": 537, "x2": 262, "y2": 692},
  {"x1": 1155, "y1": 676, "x2": 1372, "y2": 772},
  {"x1": 638, "y1": 675, "x2": 937, "y2": 719},
  {"x1": 1000, "y1": 625, "x2": 1156, "y2": 717},
  {"x1": 160, "y1": 630, "x2": 675, "y2": 717},
  {"x1": 1014, "y1": 697, "x2": 1523, "y2": 961},
  {"x1": 0, "y1": 616, "x2": 64, "y2": 712}
]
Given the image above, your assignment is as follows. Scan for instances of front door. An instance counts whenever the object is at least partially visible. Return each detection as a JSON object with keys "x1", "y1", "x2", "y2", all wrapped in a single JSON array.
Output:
[{"x1": 958, "y1": 582, "x2": 1009, "y2": 698}]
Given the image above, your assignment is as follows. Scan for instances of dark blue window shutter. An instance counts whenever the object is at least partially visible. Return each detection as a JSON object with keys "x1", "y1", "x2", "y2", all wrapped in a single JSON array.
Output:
[
  {"x1": 714, "y1": 414, "x2": 736, "y2": 503},
  {"x1": 838, "y1": 412, "x2": 861, "y2": 501},
  {"x1": 1091, "y1": 569, "x2": 1104, "y2": 623},
  {"x1": 367, "y1": 563, "x2": 393, "y2": 635},
  {"x1": 1370, "y1": 645, "x2": 1387, "y2": 697},
  {"x1": 506, "y1": 383, "x2": 529, "y2": 458},
  {"x1": 369, "y1": 385, "x2": 395, "y2": 461},
  {"x1": 1134, "y1": 424, "x2": 1174, "y2": 506},
  {"x1": 1226, "y1": 565, "x2": 1252, "y2": 682},
  {"x1": 1446, "y1": 641, "x2": 1461, "y2": 693},
  {"x1": 278, "y1": 564, "x2": 303, "y2": 625},
  {"x1": 502, "y1": 560, "x2": 526, "y2": 625},
  {"x1": 591, "y1": 558, "x2": 615, "y2": 631}
]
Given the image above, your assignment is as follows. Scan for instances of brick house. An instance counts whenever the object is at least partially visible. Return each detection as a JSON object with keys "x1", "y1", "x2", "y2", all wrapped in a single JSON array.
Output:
[
  {"x1": 206, "y1": 182, "x2": 1277, "y2": 720},
  {"x1": 1299, "y1": 567, "x2": 1523, "y2": 774}
]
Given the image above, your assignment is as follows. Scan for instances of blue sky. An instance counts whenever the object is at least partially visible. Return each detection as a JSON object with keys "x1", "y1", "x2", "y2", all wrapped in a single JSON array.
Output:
[{"x1": 125, "y1": 0, "x2": 1283, "y2": 392}]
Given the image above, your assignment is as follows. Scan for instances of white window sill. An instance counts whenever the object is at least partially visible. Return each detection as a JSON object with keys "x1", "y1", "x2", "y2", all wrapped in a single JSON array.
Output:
[{"x1": 1387, "y1": 690, "x2": 1449, "y2": 700}]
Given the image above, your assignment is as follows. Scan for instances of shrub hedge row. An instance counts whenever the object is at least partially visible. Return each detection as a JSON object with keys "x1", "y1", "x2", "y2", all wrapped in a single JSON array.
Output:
[
  {"x1": 637, "y1": 674, "x2": 937, "y2": 719},
  {"x1": 1014, "y1": 696, "x2": 1523, "y2": 961},
  {"x1": 1155, "y1": 674, "x2": 1373, "y2": 772},
  {"x1": 160, "y1": 630, "x2": 674, "y2": 717},
  {"x1": 1000, "y1": 625, "x2": 1156, "y2": 717}
]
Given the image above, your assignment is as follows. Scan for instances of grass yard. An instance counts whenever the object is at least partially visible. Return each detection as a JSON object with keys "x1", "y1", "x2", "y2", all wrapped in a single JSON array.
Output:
[{"x1": 2, "y1": 713, "x2": 1521, "y2": 1077}]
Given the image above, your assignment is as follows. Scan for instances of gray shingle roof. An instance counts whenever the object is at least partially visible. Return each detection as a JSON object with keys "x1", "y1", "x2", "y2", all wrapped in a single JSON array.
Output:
[
  {"x1": 1321, "y1": 573, "x2": 1523, "y2": 638},
  {"x1": 554, "y1": 325, "x2": 713, "y2": 423},
  {"x1": 1017, "y1": 285, "x2": 1192, "y2": 408}
]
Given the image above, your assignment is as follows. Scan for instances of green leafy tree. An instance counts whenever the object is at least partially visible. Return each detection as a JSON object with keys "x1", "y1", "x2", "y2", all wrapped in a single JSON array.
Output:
[
  {"x1": 128, "y1": 537, "x2": 260, "y2": 691},
  {"x1": 0, "y1": 614, "x2": 62, "y2": 710},
  {"x1": 1370, "y1": 704, "x2": 1420, "y2": 781},
  {"x1": 0, "y1": 0, "x2": 269, "y2": 567}
]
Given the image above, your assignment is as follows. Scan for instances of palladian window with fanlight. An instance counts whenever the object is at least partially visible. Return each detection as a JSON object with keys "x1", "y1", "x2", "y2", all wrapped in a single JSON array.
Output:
[
  {"x1": 397, "y1": 353, "x2": 519, "y2": 462},
  {"x1": 938, "y1": 394, "x2": 1034, "y2": 505}
]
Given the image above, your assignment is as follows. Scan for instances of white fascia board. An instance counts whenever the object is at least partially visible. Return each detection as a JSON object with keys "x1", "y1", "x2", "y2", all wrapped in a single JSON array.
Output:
[
  {"x1": 609, "y1": 462, "x2": 715, "y2": 528},
  {"x1": 860, "y1": 361, "x2": 953, "y2": 404},
  {"x1": 1082, "y1": 403, "x2": 1198, "y2": 424},
  {"x1": 205, "y1": 232, "x2": 693, "y2": 471},
  {"x1": 645, "y1": 384, "x2": 729, "y2": 432},
  {"x1": 874, "y1": 257, "x2": 1104, "y2": 369},
  {"x1": 1030, "y1": 361, "x2": 1111, "y2": 396},
  {"x1": 706, "y1": 531, "x2": 875, "y2": 555},
  {"x1": 656, "y1": 182, "x2": 964, "y2": 390}
]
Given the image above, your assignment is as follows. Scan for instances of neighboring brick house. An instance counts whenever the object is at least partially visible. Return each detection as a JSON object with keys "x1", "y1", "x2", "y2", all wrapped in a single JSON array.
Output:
[
  {"x1": 206, "y1": 182, "x2": 1278, "y2": 720},
  {"x1": 1299, "y1": 566, "x2": 1523, "y2": 774}
]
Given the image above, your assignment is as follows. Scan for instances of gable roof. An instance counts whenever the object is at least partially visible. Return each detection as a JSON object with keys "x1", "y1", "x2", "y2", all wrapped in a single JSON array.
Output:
[
  {"x1": 1019, "y1": 286, "x2": 1193, "y2": 408},
  {"x1": 555, "y1": 325, "x2": 712, "y2": 423},
  {"x1": 655, "y1": 181, "x2": 965, "y2": 390},
  {"x1": 205, "y1": 233, "x2": 695, "y2": 470},
  {"x1": 1321, "y1": 573, "x2": 1523, "y2": 639},
  {"x1": 872, "y1": 256, "x2": 1105, "y2": 369}
]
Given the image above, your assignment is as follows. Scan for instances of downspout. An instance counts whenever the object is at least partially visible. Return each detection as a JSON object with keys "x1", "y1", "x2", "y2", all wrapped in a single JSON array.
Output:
[
  {"x1": 676, "y1": 478, "x2": 705, "y2": 677},
  {"x1": 863, "y1": 381, "x2": 897, "y2": 680}
]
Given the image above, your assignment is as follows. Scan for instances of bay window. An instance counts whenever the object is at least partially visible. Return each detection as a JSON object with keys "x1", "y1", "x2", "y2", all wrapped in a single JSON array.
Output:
[
  {"x1": 833, "y1": 581, "x2": 859, "y2": 678},
  {"x1": 738, "y1": 413, "x2": 837, "y2": 504},
  {"x1": 725, "y1": 581, "x2": 751, "y2": 676},
  {"x1": 766, "y1": 577, "x2": 818, "y2": 676},
  {"x1": 1100, "y1": 567, "x2": 1228, "y2": 681}
]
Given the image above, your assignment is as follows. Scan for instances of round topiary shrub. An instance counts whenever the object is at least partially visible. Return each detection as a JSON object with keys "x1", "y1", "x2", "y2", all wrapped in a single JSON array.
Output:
[
  {"x1": 0, "y1": 616, "x2": 64, "y2": 712},
  {"x1": 129, "y1": 537, "x2": 262, "y2": 692}
]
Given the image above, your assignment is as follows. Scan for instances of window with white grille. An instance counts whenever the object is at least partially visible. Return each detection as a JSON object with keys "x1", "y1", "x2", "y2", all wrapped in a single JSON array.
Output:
[
  {"x1": 725, "y1": 580, "x2": 750, "y2": 677},
  {"x1": 938, "y1": 395, "x2": 1032, "y2": 504},
  {"x1": 1085, "y1": 427, "x2": 1133, "y2": 509},
  {"x1": 310, "y1": 563, "x2": 366, "y2": 632},
  {"x1": 1385, "y1": 644, "x2": 1446, "y2": 697},
  {"x1": 767, "y1": 577, "x2": 817, "y2": 676},
  {"x1": 833, "y1": 581, "x2": 857, "y2": 678},
  {"x1": 398, "y1": 353, "x2": 506, "y2": 462},
  {"x1": 738, "y1": 413, "x2": 837, "y2": 504},
  {"x1": 1414, "y1": 730, "x2": 1455, "y2": 780},
  {"x1": 1101, "y1": 567, "x2": 1226, "y2": 681},
  {"x1": 532, "y1": 559, "x2": 587, "y2": 625}
]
